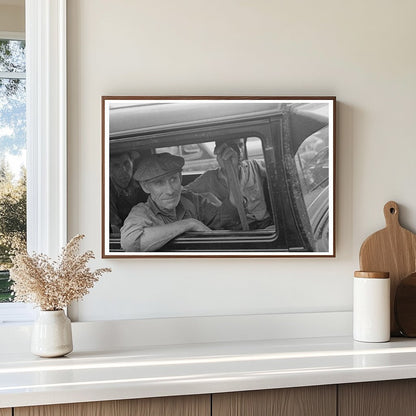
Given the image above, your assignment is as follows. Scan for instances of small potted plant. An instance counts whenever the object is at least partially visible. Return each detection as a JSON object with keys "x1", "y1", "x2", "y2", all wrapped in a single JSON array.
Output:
[{"x1": 10, "y1": 234, "x2": 111, "y2": 357}]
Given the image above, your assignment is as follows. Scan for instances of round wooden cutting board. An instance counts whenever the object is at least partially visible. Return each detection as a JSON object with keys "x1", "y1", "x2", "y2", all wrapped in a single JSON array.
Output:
[{"x1": 359, "y1": 201, "x2": 416, "y2": 336}]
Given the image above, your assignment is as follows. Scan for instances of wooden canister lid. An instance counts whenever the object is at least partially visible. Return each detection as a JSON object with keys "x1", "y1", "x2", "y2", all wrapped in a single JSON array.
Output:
[{"x1": 354, "y1": 271, "x2": 390, "y2": 279}]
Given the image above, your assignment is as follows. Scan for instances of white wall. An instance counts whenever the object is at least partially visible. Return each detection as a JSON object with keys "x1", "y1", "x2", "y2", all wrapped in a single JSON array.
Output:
[
  {"x1": 0, "y1": 3, "x2": 24, "y2": 33},
  {"x1": 67, "y1": 0, "x2": 416, "y2": 322}
]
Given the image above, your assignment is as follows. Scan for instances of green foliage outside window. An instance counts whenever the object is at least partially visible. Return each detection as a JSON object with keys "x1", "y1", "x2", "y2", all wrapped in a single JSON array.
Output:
[
  {"x1": 0, "y1": 39, "x2": 27, "y2": 302},
  {"x1": 0, "y1": 163, "x2": 26, "y2": 302}
]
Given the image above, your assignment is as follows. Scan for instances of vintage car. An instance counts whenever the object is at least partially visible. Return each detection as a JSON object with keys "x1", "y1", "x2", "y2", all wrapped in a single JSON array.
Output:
[{"x1": 105, "y1": 99, "x2": 334, "y2": 255}]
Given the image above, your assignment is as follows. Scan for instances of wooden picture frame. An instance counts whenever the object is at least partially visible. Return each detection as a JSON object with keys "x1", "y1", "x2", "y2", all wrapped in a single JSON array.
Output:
[{"x1": 102, "y1": 96, "x2": 336, "y2": 258}]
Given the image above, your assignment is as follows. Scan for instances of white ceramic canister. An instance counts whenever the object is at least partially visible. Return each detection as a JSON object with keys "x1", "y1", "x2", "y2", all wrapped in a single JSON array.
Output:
[{"x1": 353, "y1": 271, "x2": 390, "y2": 342}]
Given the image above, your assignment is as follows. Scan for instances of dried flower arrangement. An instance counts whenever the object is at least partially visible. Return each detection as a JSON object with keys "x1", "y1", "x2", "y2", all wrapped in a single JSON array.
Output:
[{"x1": 10, "y1": 234, "x2": 111, "y2": 311}]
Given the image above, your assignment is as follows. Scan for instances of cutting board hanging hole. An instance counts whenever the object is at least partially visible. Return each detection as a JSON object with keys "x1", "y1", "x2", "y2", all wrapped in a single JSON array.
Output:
[{"x1": 384, "y1": 201, "x2": 400, "y2": 227}]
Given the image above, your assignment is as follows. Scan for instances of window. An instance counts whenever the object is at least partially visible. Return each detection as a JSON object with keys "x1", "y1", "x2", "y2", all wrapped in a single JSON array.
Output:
[
  {"x1": 0, "y1": 0, "x2": 67, "y2": 323},
  {"x1": 159, "y1": 136, "x2": 277, "y2": 251},
  {"x1": 0, "y1": 36, "x2": 27, "y2": 305},
  {"x1": 109, "y1": 135, "x2": 277, "y2": 253},
  {"x1": 246, "y1": 137, "x2": 264, "y2": 161}
]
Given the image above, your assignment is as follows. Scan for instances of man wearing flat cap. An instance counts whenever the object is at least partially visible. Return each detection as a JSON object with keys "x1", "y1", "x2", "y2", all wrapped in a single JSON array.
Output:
[{"x1": 120, "y1": 152, "x2": 238, "y2": 252}]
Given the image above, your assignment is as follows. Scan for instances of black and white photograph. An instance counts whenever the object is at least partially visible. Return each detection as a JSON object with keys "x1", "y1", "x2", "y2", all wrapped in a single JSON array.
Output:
[{"x1": 102, "y1": 97, "x2": 335, "y2": 257}]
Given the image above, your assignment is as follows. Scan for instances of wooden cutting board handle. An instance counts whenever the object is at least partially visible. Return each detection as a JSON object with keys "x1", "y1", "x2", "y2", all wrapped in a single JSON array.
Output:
[
  {"x1": 359, "y1": 201, "x2": 416, "y2": 336},
  {"x1": 383, "y1": 201, "x2": 400, "y2": 228}
]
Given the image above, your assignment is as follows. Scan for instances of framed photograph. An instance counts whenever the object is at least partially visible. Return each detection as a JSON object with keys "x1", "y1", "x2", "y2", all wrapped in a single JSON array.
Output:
[{"x1": 102, "y1": 96, "x2": 335, "y2": 258}]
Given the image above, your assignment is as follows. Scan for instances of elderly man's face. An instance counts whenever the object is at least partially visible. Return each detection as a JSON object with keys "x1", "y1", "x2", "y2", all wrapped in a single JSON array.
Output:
[
  {"x1": 110, "y1": 153, "x2": 133, "y2": 189},
  {"x1": 142, "y1": 172, "x2": 182, "y2": 211}
]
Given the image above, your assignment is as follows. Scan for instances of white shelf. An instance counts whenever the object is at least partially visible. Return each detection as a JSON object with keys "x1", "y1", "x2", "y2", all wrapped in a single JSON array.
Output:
[{"x1": 2, "y1": 336, "x2": 416, "y2": 408}]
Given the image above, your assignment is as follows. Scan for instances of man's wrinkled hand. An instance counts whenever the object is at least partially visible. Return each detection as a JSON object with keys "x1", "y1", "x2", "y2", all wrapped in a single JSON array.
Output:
[{"x1": 185, "y1": 218, "x2": 212, "y2": 232}]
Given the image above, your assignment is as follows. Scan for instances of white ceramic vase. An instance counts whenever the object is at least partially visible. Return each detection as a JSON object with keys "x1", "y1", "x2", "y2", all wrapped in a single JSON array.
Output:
[{"x1": 31, "y1": 310, "x2": 73, "y2": 357}]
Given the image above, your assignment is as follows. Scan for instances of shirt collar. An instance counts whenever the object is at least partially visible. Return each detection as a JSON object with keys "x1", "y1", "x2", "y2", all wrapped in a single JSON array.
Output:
[{"x1": 148, "y1": 196, "x2": 186, "y2": 220}]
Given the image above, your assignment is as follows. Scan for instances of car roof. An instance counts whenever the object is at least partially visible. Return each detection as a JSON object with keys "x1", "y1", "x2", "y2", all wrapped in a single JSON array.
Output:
[
  {"x1": 109, "y1": 101, "x2": 286, "y2": 138},
  {"x1": 108, "y1": 100, "x2": 329, "y2": 156}
]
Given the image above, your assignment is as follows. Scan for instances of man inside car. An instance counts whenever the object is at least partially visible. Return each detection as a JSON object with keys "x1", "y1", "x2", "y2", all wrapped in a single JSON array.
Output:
[
  {"x1": 186, "y1": 139, "x2": 272, "y2": 230},
  {"x1": 120, "y1": 152, "x2": 239, "y2": 252},
  {"x1": 109, "y1": 151, "x2": 147, "y2": 234}
]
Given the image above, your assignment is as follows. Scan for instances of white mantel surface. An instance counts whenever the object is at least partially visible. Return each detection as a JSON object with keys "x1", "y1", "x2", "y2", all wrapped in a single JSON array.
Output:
[{"x1": 2, "y1": 335, "x2": 416, "y2": 408}]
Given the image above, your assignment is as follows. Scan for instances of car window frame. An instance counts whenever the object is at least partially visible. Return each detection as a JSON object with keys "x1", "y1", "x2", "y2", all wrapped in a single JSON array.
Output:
[{"x1": 108, "y1": 113, "x2": 311, "y2": 253}]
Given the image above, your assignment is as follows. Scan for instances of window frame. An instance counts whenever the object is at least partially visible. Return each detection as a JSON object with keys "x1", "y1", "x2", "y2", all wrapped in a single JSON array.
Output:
[
  {"x1": 107, "y1": 117, "x2": 304, "y2": 254},
  {"x1": 26, "y1": 0, "x2": 67, "y2": 257},
  {"x1": 0, "y1": 0, "x2": 67, "y2": 323}
]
